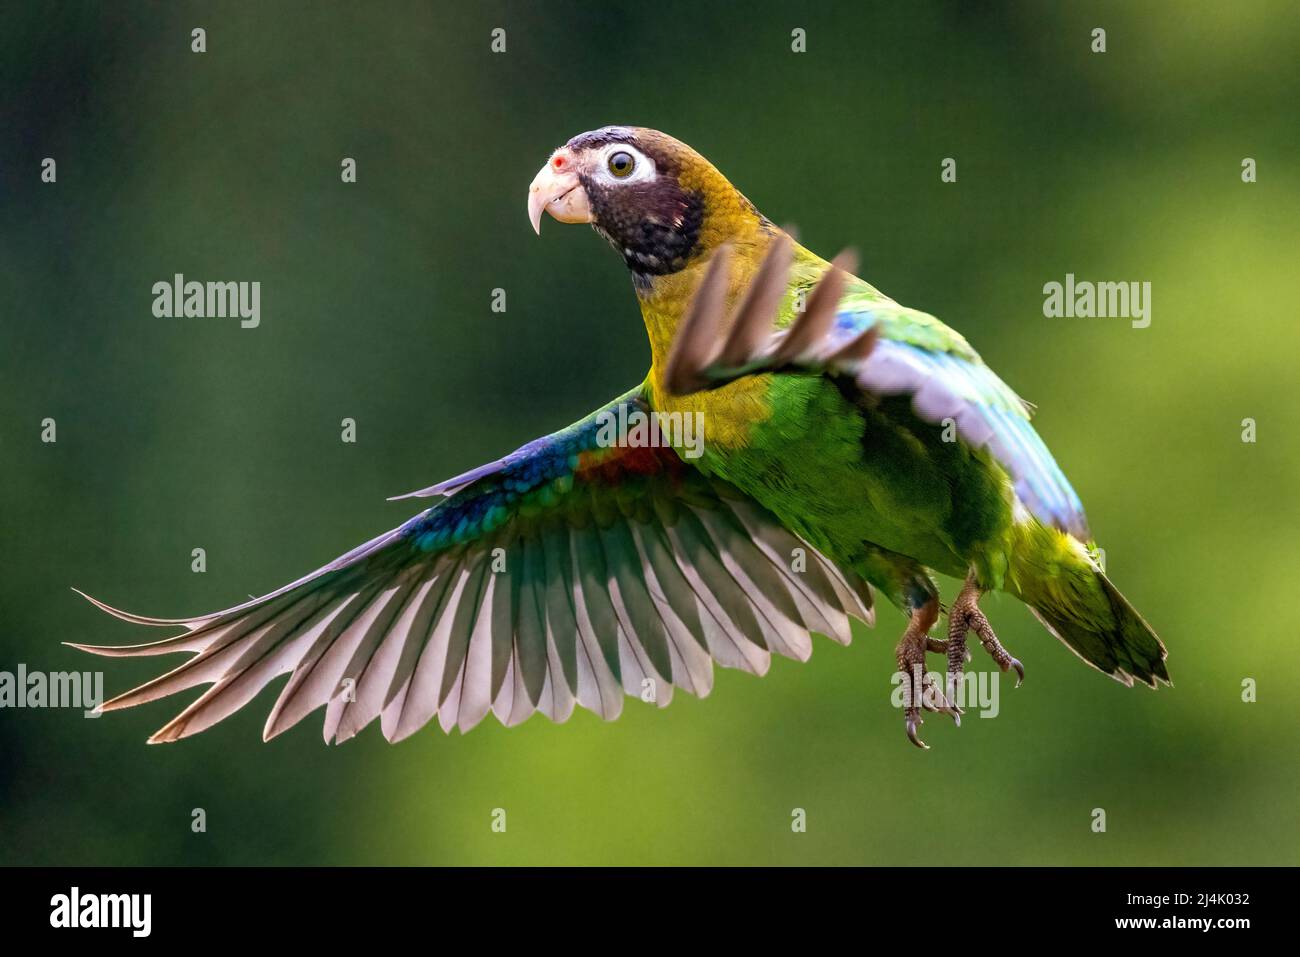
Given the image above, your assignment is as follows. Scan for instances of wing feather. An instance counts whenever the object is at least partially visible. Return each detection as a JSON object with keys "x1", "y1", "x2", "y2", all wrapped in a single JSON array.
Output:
[
  {"x1": 76, "y1": 391, "x2": 872, "y2": 743},
  {"x1": 664, "y1": 238, "x2": 1089, "y2": 538}
]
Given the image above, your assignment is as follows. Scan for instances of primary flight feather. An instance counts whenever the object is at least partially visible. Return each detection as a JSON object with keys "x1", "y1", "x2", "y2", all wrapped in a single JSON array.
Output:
[{"x1": 74, "y1": 125, "x2": 1168, "y2": 748}]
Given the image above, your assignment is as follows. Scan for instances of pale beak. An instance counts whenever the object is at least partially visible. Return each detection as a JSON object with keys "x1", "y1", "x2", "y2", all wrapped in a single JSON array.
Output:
[{"x1": 527, "y1": 154, "x2": 592, "y2": 234}]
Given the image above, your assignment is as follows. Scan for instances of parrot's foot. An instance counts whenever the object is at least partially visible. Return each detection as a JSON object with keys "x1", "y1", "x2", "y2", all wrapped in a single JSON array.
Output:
[
  {"x1": 896, "y1": 598, "x2": 960, "y2": 749},
  {"x1": 947, "y1": 574, "x2": 1024, "y2": 703}
]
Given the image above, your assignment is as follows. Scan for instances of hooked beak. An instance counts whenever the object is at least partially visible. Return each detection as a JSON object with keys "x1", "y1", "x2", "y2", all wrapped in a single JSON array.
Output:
[{"x1": 528, "y1": 152, "x2": 592, "y2": 234}]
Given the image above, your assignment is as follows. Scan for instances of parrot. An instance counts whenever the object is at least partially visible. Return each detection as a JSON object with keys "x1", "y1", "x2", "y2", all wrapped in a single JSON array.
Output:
[{"x1": 73, "y1": 125, "x2": 1168, "y2": 748}]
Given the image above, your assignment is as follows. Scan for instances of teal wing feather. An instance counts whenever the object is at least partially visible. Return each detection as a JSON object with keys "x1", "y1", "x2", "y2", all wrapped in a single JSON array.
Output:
[{"x1": 71, "y1": 387, "x2": 873, "y2": 743}]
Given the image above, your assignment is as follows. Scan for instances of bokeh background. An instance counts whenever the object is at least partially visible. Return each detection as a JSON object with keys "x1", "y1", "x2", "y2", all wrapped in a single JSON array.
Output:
[{"x1": 3, "y1": 0, "x2": 1298, "y2": 865}]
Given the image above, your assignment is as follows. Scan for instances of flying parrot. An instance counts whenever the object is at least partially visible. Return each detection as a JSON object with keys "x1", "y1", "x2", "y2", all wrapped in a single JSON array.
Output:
[{"x1": 74, "y1": 125, "x2": 1169, "y2": 748}]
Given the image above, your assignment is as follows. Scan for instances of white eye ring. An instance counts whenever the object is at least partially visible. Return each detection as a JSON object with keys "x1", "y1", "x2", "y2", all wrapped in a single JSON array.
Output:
[{"x1": 597, "y1": 144, "x2": 655, "y2": 185}]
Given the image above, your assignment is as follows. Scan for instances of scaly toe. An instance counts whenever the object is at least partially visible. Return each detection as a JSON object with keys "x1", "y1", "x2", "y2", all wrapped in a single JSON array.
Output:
[{"x1": 925, "y1": 637, "x2": 949, "y2": 655}]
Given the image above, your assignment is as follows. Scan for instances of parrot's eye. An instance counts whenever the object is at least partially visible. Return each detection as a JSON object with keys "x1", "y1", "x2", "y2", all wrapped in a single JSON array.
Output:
[{"x1": 607, "y1": 151, "x2": 636, "y2": 178}]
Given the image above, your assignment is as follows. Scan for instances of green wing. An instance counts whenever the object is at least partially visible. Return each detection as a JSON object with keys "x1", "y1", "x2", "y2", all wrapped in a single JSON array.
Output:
[
  {"x1": 73, "y1": 388, "x2": 873, "y2": 743},
  {"x1": 671, "y1": 240, "x2": 1089, "y2": 538}
]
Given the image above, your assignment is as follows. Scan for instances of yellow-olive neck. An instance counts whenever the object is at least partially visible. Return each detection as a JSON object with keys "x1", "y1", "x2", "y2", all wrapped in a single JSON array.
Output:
[{"x1": 639, "y1": 216, "x2": 777, "y2": 393}]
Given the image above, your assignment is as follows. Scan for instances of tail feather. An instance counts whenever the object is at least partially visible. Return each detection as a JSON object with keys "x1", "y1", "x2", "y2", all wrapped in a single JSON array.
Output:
[{"x1": 1012, "y1": 529, "x2": 1170, "y2": 688}]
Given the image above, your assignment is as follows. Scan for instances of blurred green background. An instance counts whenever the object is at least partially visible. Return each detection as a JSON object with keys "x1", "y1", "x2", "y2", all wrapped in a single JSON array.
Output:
[{"x1": 2, "y1": 0, "x2": 1298, "y2": 866}]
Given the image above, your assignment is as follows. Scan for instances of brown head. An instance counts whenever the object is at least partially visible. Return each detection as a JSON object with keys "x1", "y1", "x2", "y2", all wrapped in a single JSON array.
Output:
[{"x1": 527, "y1": 126, "x2": 773, "y2": 283}]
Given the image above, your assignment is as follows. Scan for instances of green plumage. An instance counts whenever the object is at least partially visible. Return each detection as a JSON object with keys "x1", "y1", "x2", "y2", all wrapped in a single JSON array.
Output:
[
  {"x1": 75, "y1": 125, "x2": 1166, "y2": 748},
  {"x1": 628, "y1": 145, "x2": 1169, "y2": 689}
]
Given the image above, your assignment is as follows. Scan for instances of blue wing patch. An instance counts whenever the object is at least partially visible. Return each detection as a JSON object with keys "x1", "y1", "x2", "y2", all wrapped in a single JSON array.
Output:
[{"x1": 832, "y1": 303, "x2": 1088, "y2": 538}]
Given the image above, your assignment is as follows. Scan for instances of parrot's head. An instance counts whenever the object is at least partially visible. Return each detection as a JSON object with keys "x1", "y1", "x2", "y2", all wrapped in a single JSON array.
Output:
[{"x1": 528, "y1": 126, "x2": 769, "y2": 283}]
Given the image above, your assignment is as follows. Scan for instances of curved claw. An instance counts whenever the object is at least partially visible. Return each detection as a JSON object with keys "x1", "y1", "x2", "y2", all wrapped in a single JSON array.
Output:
[
  {"x1": 906, "y1": 715, "x2": 930, "y2": 750},
  {"x1": 1010, "y1": 658, "x2": 1025, "y2": 687},
  {"x1": 922, "y1": 673, "x2": 962, "y2": 723},
  {"x1": 927, "y1": 693, "x2": 962, "y2": 724},
  {"x1": 949, "y1": 698, "x2": 964, "y2": 725}
]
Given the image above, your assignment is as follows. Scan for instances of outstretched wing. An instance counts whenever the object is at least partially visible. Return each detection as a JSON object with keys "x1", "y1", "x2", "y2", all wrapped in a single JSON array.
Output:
[
  {"x1": 665, "y1": 236, "x2": 1088, "y2": 539},
  {"x1": 73, "y1": 387, "x2": 873, "y2": 744}
]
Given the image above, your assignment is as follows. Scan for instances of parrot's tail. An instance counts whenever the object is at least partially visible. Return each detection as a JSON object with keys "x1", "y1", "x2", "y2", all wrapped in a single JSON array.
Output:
[{"x1": 1010, "y1": 525, "x2": 1170, "y2": 687}]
